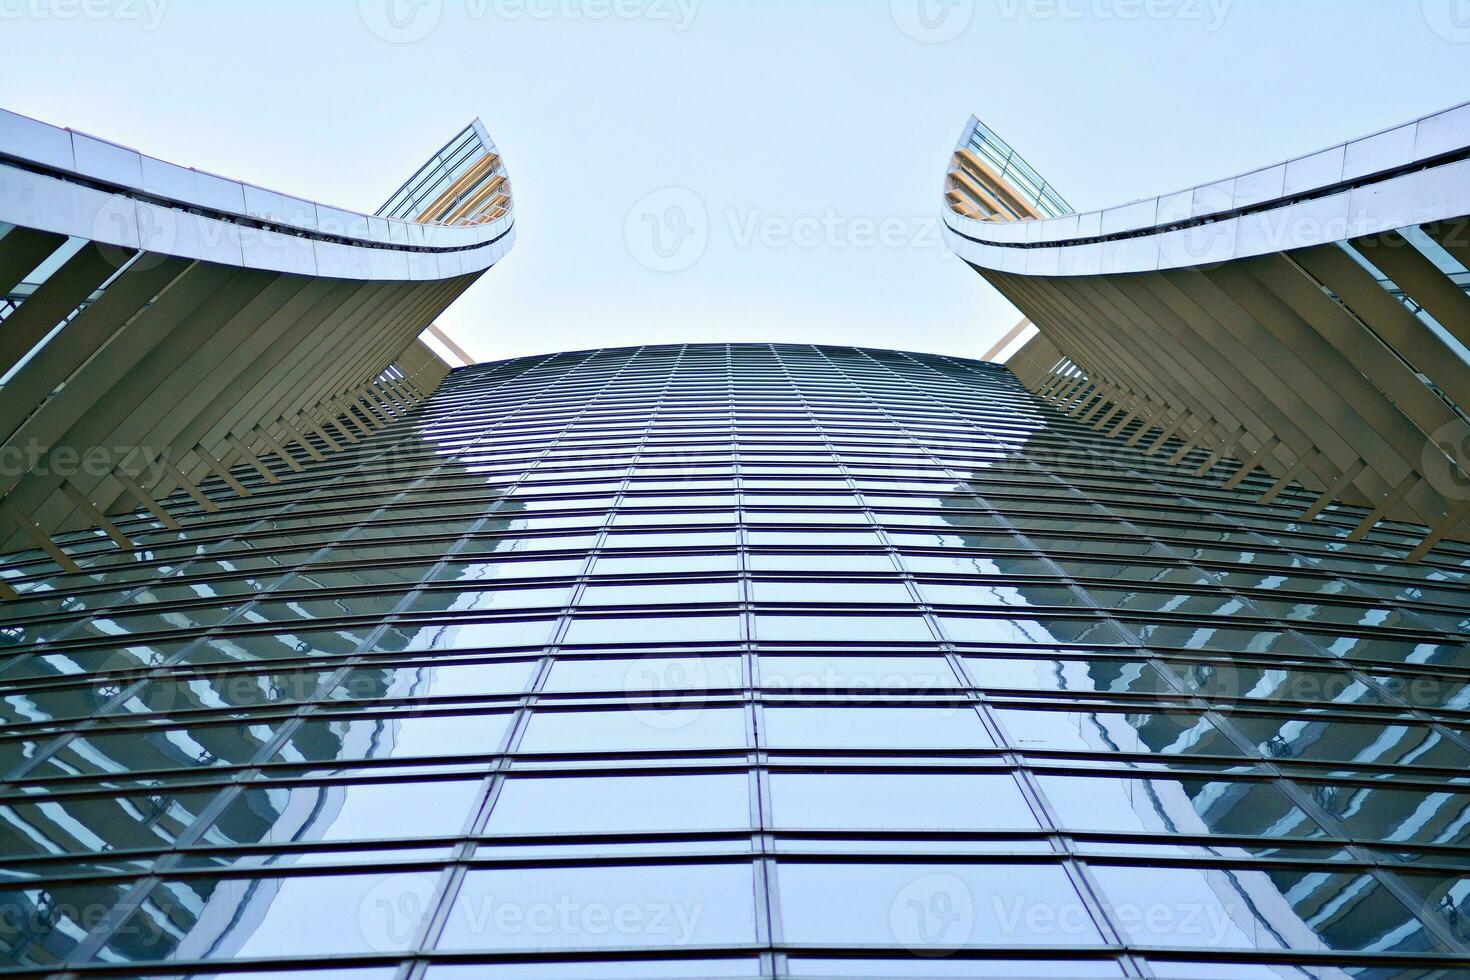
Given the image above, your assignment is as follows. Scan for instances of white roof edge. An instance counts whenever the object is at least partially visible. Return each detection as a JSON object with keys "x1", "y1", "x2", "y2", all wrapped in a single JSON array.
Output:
[
  {"x1": 945, "y1": 155, "x2": 1470, "y2": 277},
  {"x1": 945, "y1": 99, "x2": 1470, "y2": 254},
  {"x1": 0, "y1": 105, "x2": 510, "y2": 266}
]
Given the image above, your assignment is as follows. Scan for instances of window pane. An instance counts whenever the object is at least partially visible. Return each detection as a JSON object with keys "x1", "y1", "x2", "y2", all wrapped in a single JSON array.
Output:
[
  {"x1": 563, "y1": 615, "x2": 742, "y2": 644},
  {"x1": 756, "y1": 615, "x2": 934, "y2": 642},
  {"x1": 749, "y1": 553, "x2": 895, "y2": 572},
  {"x1": 1229, "y1": 716, "x2": 1470, "y2": 769},
  {"x1": 102, "y1": 871, "x2": 439, "y2": 961},
  {"x1": 274, "y1": 712, "x2": 514, "y2": 763},
  {"x1": 1038, "y1": 774, "x2": 1325, "y2": 839},
  {"x1": 1395, "y1": 872, "x2": 1470, "y2": 947},
  {"x1": 439, "y1": 864, "x2": 757, "y2": 950},
  {"x1": 777, "y1": 863, "x2": 1102, "y2": 947},
  {"x1": 1, "y1": 880, "x2": 135, "y2": 964},
  {"x1": 592, "y1": 554, "x2": 739, "y2": 575},
  {"x1": 769, "y1": 773, "x2": 1037, "y2": 830},
  {"x1": 919, "y1": 583, "x2": 1079, "y2": 607},
  {"x1": 1315, "y1": 785, "x2": 1470, "y2": 846},
  {"x1": 581, "y1": 582, "x2": 741, "y2": 606},
  {"x1": 1092, "y1": 864, "x2": 1446, "y2": 953},
  {"x1": 487, "y1": 774, "x2": 749, "y2": 833},
  {"x1": 751, "y1": 581, "x2": 912, "y2": 603},
  {"x1": 786, "y1": 958, "x2": 1123, "y2": 977},
  {"x1": 339, "y1": 661, "x2": 537, "y2": 699},
  {"x1": 758, "y1": 655, "x2": 958, "y2": 691},
  {"x1": 402, "y1": 620, "x2": 556, "y2": 651},
  {"x1": 964, "y1": 656, "x2": 1170, "y2": 694},
  {"x1": 763, "y1": 707, "x2": 992, "y2": 749},
  {"x1": 435, "y1": 559, "x2": 585, "y2": 582},
  {"x1": 29, "y1": 722, "x2": 279, "y2": 778},
  {"x1": 198, "y1": 778, "x2": 483, "y2": 846},
  {"x1": 1170, "y1": 662, "x2": 1381, "y2": 707},
  {"x1": 995, "y1": 708, "x2": 1240, "y2": 757},
  {"x1": 520, "y1": 708, "x2": 748, "y2": 753},
  {"x1": 940, "y1": 616, "x2": 1122, "y2": 645},
  {"x1": 544, "y1": 657, "x2": 742, "y2": 693},
  {"x1": 408, "y1": 586, "x2": 574, "y2": 614},
  {"x1": 427, "y1": 961, "x2": 761, "y2": 978},
  {"x1": 0, "y1": 790, "x2": 218, "y2": 860}
]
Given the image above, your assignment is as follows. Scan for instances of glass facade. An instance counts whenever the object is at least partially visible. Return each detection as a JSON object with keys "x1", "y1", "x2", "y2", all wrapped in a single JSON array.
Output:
[{"x1": 1, "y1": 342, "x2": 1470, "y2": 977}]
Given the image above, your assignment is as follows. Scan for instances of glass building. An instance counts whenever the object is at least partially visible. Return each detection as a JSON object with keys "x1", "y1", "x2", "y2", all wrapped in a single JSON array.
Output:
[{"x1": 2, "y1": 342, "x2": 1470, "y2": 978}]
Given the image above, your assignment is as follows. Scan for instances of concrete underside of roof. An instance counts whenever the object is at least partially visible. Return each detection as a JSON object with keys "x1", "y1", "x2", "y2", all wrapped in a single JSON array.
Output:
[
  {"x1": 992, "y1": 220, "x2": 1470, "y2": 557},
  {"x1": 0, "y1": 234, "x2": 473, "y2": 558}
]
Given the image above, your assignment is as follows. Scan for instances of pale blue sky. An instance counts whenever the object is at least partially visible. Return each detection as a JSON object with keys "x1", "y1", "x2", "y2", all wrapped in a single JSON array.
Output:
[{"x1": 3, "y1": 0, "x2": 1467, "y2": 362}]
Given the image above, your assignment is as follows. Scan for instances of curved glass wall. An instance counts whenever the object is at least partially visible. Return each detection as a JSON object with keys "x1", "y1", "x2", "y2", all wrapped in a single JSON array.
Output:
[{"x1": 1, "y1": 343, "x2": 1469, "y2": 977}]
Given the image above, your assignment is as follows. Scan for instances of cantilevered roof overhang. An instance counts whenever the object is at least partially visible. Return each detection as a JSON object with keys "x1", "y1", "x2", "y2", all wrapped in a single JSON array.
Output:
[
  {"x1": 945, "y1": 102, "x2": 1470, "y2": 561},
  {"x1": 0, "y1": 109, "x2": 514, "y2": 573}
]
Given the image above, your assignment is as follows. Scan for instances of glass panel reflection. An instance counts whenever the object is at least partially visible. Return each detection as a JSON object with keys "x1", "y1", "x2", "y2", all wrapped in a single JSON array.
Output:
[
  {"x1": 1092, "y1": 864, "x2": 1446, "y2": 953},
  {"x1": 777, "y1": 863, "x2": 1102, "y2": 947},
  {"x1": 770, "y1": 772, "x2": 1038, "y2": 830},
  {"x1": 438, "y1": 864, "x2": 757, "y2": 950},
  {"x1": 1038, "y1": 774, "x2": 1326, "y2": 839},
  {"x1": 100, "y1": 871, "x2": 440, "y2": 961},
  {"x1": 487, "y1": 774, "x2": 749, "y2": 834},
  {"x1": 6, "y1": 342, "x2": 1470, "y2": 975}
]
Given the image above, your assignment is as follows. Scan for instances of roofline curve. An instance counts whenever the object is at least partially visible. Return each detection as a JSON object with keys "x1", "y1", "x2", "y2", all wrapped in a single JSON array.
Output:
[
  {"x1": 0, "y1": 108, "x2": 514, "y2": 280},
  {"x1": 943, "y1": 100, "x2": 1470, "y2": 275}
]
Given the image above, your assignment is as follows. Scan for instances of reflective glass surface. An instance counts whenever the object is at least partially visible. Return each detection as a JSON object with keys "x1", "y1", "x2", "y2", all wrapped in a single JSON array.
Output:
[{"x1": 3, "y1": 343, "x2": 1469, "y2": 976}]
